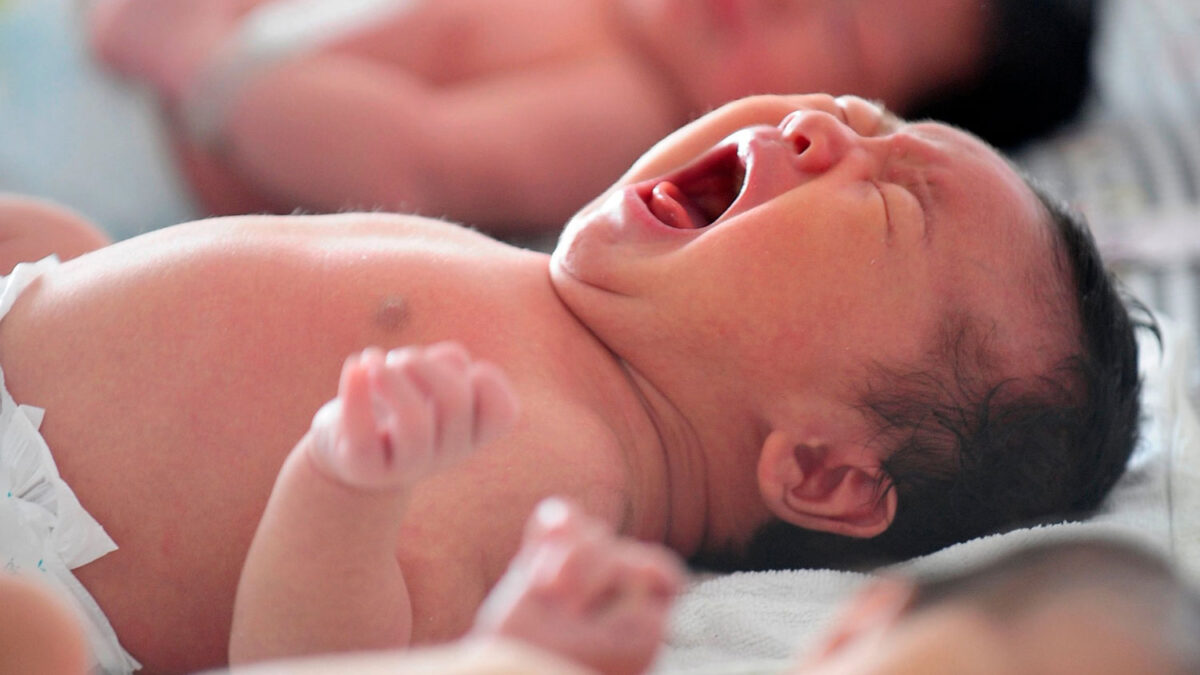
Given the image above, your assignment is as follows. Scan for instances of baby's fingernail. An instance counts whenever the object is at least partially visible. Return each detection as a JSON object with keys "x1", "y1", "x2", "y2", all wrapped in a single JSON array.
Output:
[{"x1": 535, "y1": 497, "x2": 570, "y2": 531}]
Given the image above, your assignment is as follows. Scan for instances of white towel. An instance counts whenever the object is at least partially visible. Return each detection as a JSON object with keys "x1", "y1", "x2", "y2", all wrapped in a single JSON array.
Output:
[{"x1": 659, "y1": 319, "x2": 1200, "y2": 674}]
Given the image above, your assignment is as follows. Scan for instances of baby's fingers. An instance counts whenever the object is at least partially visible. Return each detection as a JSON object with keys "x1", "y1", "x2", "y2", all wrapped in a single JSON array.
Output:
[
  {"x1": 308, "y1": 348, "x2": 422, "y2": 485},
  {"x1": 335, "y1": 349, "x2": 382, "y2": 450},
  {"x1": 398, "y1": 342, "x2": 476, "y2": 458},
  {"x1": 370, "y1": 350, "x2": 436, "y2": 466}
]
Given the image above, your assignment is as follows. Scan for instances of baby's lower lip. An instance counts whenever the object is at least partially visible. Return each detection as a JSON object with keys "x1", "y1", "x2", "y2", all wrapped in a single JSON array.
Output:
[{"x1": 618, "y1": 185, "x2": 690, "y2": 239}]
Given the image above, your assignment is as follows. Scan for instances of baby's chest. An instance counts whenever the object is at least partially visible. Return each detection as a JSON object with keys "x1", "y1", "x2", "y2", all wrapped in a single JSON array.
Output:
[
  {"x1": 390, "y1": 472, "x2": 537, "y2": 643},
  {"x1": 391, "y1": 422, "x2": 630, "y2": 643},
  {"x1": 401, "y1": 546, "x2": 492, "y2": 644}
]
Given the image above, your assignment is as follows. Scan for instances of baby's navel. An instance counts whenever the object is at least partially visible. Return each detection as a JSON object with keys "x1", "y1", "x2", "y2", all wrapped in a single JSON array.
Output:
[{"x1": 374, "y1": 295, "x2": 409, "y2": 332}]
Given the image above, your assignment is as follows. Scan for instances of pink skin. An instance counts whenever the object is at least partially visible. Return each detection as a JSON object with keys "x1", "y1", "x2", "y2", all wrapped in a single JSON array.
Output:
[
  {"x1": 0, "y1": 194, "x2": 111, "y2": 274},
  {"x1": 314, "y1": 346, "x2": 683, "y2": 674},
  {"x1": 87, "y1": 0, "x2": 254, "y2": 103},
  {"x1": 90, "y1": 0, "x2": 985, "y2": 114},
  {"x1": 236, "y1": 345, "x2": 682, "y2": 673},
  {"x1": 306, "y1": 342, "x2": 519, "y2": 489},
  {"x1": 617, "y1": 0, "x2": 986, "y2": 114},
  {"x1": 0, "y1": 576, "x2": 90, "y2": 675},
  {"x1": 230, "y1": 342, "x2": 520, "y2": 662},
  {"x1": 473, "y1": 498, "x2": 686, "y2": 675},
  {"x1": 86, "y1": 0, "x2": 985, "y2": 235}
]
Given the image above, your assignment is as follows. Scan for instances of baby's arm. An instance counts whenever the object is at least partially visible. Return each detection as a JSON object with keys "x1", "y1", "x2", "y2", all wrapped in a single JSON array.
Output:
[
  {"x1": 229, "y1": 342, "x2": 518, "y2": 665},
  {"x1": 0, "y1": 195, "x2": 110, "y2": 274},
  {"x1": 230, "y1": 498, "x2": 684, "y2": 675}
]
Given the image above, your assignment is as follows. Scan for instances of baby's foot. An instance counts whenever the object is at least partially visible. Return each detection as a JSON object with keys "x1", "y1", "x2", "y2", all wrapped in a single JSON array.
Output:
[
  {"x1": 306, "y1": 342, "x2": 519, "y2": 490},
  {"x1": 88, "y1": 0, "x2": 245, "y2": 101},
  {"x1": 473, "y1": 498, "x2": 686, "y2": 675}
]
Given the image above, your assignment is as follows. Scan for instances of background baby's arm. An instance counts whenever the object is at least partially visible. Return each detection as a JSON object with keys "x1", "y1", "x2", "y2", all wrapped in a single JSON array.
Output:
[
  {"x1": 195, "y1": 51, "x2": 679, "y2": 236},
  {"x1": 229, "y1": 343, "x2": 518, "y2": 664}
]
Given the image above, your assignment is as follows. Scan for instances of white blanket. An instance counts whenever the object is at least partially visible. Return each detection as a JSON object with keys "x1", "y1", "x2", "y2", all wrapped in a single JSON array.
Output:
[{"x1": 659, "y1": 318, "x2": 1200, "y2": 674}]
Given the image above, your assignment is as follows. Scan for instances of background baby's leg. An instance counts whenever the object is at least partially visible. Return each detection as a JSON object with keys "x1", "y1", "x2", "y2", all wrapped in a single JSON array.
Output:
[
  {"x1": 472, "y1": 499, "x2": 685, "y2": 675},
  {"x1": 230, "y1": 343, "x2": 517, "y2": 665},
  {"x1": 0, "y1": 194, "x2": 110, "y2": 274}
]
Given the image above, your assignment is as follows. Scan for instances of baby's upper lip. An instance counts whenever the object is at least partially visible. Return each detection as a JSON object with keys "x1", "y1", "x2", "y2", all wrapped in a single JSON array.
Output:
[{"x1": 632, "y1": 125, "x2": 795, "y2": 231}]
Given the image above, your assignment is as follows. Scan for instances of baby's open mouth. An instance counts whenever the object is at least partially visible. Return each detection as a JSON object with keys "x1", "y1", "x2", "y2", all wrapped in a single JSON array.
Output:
[{"x1": 644, "y1": 147, "x2": 746, "y2": 230}]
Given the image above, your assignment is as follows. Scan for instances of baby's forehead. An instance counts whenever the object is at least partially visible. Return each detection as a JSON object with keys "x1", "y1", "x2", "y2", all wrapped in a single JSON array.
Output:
[
  {"x1": 1001, "y1": 590, "x2": 1178, "y2": 674},
  {"x1": 949, "y1": 579, "x2": 1165, "y2": 638}
]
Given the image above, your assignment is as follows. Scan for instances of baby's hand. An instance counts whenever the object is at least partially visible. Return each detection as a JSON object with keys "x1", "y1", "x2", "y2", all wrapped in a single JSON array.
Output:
[
  {"x1": 306, "y1": 342, "x2": 519, "y2": 489},
  {"x1": 473, "y1": 498, "x2": 685, "y2": 675}
]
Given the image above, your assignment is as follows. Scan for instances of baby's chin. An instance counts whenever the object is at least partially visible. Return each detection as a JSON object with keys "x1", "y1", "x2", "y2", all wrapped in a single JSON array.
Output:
[
  {"x1": 545, "y1": 223, "x2": 624, "y2": 310},
  {"x1": 547, "y1": 232, "x2": 585, "y2": 291}
]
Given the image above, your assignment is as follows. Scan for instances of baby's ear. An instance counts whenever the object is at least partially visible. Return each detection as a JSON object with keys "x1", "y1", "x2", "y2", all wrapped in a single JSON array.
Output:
[{"x1": 756, "y1": 430, "x2": 897, "y2": 538}]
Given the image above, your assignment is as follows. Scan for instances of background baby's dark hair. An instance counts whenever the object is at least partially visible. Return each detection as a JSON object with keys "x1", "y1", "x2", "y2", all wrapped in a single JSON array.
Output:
[
  {"x1": 697, "y1": 177, "x2": 1152, "y2": 573},
  {"x1": 908, "y1": 0, "x2": 1101, "y2": 149}
]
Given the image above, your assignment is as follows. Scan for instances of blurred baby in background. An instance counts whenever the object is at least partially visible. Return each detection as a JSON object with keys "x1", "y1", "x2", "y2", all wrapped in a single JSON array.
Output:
[{"x1": 90, "y1": 0, "x2": 1098, "y2": 237}]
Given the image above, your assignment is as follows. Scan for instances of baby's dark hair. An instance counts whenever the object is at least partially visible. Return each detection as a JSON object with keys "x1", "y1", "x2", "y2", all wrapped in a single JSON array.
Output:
[
  {"x1": 699, "y1": 181, "x2": 1152, "y2": 573},
  {"x1": 909, "y1": 538, "x2": 1200, "y2": 673},
  {"x1": 908, "y1": 0, "x2": 1100, "y2": 149}
]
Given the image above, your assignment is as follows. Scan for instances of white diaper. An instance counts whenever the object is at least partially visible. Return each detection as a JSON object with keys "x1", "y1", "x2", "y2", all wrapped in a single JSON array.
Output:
[{"x1": 0, "y1": 257, "x2": 142, "y2": 674}]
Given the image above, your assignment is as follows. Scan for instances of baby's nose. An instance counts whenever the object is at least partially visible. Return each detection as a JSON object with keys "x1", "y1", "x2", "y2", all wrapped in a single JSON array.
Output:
[{"x1": 778, "y1": 110, "x2": 857, "y2": 174}]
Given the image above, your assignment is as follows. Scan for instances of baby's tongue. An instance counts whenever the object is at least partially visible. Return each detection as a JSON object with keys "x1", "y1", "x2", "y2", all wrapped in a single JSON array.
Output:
[{"x1": 649, "y1": 181, "x2": 706, "y2": 229}]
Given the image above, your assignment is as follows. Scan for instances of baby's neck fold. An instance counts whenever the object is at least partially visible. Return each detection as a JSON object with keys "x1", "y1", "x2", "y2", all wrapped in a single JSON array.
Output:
[{"x1": 613, "y1": 361, "x2": 709, "y2": 559}]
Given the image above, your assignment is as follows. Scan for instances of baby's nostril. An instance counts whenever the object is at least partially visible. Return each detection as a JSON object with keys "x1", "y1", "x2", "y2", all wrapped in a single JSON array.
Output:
[{"x1": 792, "y1": 135, "x2": 812, "y2": 155}]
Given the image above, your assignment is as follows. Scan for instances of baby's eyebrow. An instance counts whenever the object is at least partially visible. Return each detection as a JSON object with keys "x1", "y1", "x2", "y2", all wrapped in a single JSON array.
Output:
[{"x1": 835, "y1": 96, "x2": 902, "y2": 136}]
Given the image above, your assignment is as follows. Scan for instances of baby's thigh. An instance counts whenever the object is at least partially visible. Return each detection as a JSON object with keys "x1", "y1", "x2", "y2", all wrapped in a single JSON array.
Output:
[{"x1": 0, "y1": 575, "x2": 90, "y2": 675}]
